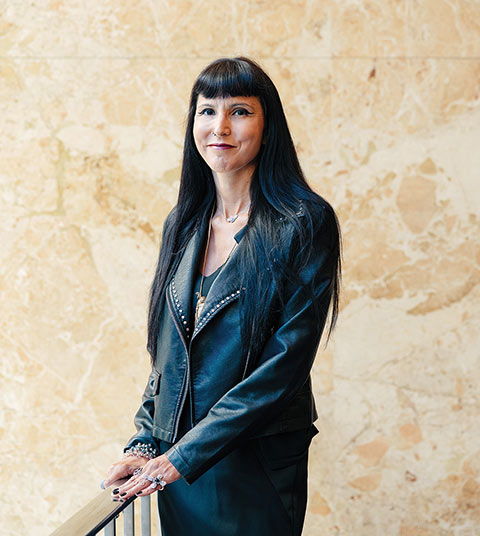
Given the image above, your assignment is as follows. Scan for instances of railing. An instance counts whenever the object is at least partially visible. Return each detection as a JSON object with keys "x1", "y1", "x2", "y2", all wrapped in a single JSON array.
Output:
[{"x1": 50, "y1": 480, "x2": 155, "y2": 536}]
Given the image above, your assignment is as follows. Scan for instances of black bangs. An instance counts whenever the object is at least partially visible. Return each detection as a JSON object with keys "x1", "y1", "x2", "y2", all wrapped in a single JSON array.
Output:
[{"x1": 193, "y1": 57, "x2": 258, "y2": 99}]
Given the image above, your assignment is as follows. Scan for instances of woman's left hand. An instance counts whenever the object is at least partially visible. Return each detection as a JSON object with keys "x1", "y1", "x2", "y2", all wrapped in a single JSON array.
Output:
[{"x1": 111, "y1": 454, "x2": 182, "y2": 500}]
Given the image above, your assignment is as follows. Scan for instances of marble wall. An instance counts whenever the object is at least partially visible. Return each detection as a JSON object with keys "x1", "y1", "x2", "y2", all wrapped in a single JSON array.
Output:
[{"x1": 1, "y1": 1, "x2": 479, "y2": 534}]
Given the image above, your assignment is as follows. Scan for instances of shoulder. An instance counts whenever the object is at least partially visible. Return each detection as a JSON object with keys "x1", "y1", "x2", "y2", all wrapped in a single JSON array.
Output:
[
  {"x1": 285, "y1": 195, "x2": 340, "y2": 276},
  {"x1": 163, "y1": 206, "x2": 177, "y2": 229},
  {"x1": 304, "y1": 191, "x2": 338, "y2": 220},
  {"x1": 283, "y1": 195, "x2": 339, "y2": 246},
  {"x1": 161, "y1": 206, "x2": 181, "y2": 241}
]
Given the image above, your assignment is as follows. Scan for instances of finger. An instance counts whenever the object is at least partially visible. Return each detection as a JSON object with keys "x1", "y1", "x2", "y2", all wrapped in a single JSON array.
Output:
[
  {"x1": 115, "y1": 470, "x2": 166, "y2": 499},
  {"x1": 114, "y1": 476, "x2": 141, "y2": 494},
  {"x1": 134, "y1": 483, "x2": 160, "y2": 497},
  {"x1": 112, "y1": 471, "x2": 146, "y2": 496},
  {"x1": 133, "y1": 477, "x2": 166, "y2": 497},
  {"x1": 114, "y1": 464, "x2": 152, "y2": 491},
  {"x1": 105, "y1": 457, "x2": 148, "y2": 487},
  {"x1": 140, "y1": 455, "x2": 179, "y2": 485},
  {"x1": 107, "y1": 456, "x2": 146, "y2": 476},
  {"x1": 105, "y1": 465, "x2": 117, "y2": 480},
  {"x1": 115, "y1": 478, "x2": 152, "y2": 499},
  {"x1": 111, "y1": 457, "x2": 166, "y2": 496},
  {"x1": 138, "y1": 474, "x2": 167, "y2": 494},
  {"x1": 104, "y1": 465, "x2": 133, "y2": 487}
]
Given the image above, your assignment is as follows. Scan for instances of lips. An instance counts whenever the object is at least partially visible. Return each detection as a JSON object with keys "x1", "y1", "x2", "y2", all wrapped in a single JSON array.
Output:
[{"x1": 208, "y1": 143, "x2": 235, "y2": 148}]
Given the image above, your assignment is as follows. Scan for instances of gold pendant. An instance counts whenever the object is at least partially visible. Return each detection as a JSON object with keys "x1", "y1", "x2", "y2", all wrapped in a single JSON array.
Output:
[{"x1": 195, "y1": 294, "x2": 206, "y2": 325}]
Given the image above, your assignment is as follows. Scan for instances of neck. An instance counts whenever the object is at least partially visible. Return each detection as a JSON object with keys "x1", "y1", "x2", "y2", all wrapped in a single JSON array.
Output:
[{"x1": 212, "y1": 168, "x2": 253, "y2": 219}]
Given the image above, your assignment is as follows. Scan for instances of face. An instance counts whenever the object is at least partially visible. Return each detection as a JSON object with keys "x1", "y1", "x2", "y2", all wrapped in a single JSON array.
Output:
[{"x1": 193, "y1": 95, "x2": 265, "y2": 177}]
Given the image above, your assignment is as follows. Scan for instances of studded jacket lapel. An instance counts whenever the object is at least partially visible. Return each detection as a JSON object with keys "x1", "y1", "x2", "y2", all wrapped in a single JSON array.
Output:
[
  {"x1": 167, "y1": 220, "x2": 247, "y2": 344},
  {"x1": 167, "y1": 219, "x2": 207, "y2": 343},
  {"x1": 191, "y1": 235, "x2": 245, "y2": 339}
]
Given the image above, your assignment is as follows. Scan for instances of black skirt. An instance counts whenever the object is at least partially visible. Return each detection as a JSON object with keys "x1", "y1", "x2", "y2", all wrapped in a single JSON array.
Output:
[{"x1": 157, "y1": 425, "x2": 318, "y2": 536}]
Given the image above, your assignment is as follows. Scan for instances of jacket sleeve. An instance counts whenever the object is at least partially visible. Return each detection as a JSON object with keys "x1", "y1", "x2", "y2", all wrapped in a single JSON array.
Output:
[
  {"x1": 123, "y1": 368, "x2": 160, "y2": 454},
  {"x1": 123, "y1": 208, "x2": 177, "y2": 455},
  {"x1": 165, "y1": 207, "x2": 339, "y2": 484}
]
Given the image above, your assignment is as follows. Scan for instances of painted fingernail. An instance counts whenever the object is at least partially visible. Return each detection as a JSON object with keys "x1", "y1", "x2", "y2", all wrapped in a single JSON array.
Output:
[
  {"x1": 112, "y1": 488, "x2": 119, "y2": 494},
  {"x1": 136, "y1": 490, "x2": 143, "y2": 495},
  {"x1": 120, "y1": 492, "x2": 127, "y2": 497},
  {"x1": 113, "y1": 498, "x2": 124, "y2": 503}
]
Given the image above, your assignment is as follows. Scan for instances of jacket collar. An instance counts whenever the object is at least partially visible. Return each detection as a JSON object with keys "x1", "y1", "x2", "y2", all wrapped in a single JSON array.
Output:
[
  {"x1": 233, "y1": 225, "x2": 247, "y2": 243},
  {"x1": 167, "y1": 216, "x2": 246, "y2": 342}
]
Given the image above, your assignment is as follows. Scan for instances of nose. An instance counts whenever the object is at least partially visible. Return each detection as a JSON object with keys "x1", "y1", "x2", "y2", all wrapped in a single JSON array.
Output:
[{"x1": 212, "y1": 112, "x2": 231, "y2": 137}]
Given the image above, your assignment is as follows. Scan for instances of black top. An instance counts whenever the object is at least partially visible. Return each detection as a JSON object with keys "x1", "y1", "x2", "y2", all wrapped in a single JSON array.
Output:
[
  {"x1": 177, "y1": 263, "x2": 225, "y2": 437},
  {"x1": 193, "y1": 263, "x2": 224, "y2": 303}
]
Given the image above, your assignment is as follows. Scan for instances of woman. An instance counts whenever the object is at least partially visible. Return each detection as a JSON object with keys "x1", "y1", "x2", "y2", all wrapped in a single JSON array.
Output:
[{"x1": 104, "y1": 56, "x2": 341, "y2": 535}]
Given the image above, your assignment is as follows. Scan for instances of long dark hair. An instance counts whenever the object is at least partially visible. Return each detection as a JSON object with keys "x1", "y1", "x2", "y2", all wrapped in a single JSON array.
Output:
[{"x1": 147, "y1": 57, "x2": 341, "y2": 367}]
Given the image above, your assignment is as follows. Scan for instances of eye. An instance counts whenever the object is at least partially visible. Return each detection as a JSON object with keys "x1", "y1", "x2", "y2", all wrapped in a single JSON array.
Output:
[
  {"x1": 198, "y1": 108, "x2": 215, "y2": 116},
  {"x1": 232, "y1": 108, "x2": 252, "y2": 116}
]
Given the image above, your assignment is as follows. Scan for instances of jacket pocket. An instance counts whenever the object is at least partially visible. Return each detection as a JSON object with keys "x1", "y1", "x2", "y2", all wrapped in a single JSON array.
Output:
[{"x1": 257, "y1": 424, "x2": 319, "y2": 470}]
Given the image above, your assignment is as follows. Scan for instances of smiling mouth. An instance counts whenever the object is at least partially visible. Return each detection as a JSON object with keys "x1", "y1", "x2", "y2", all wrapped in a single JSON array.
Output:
[{"x1": 208, "y1": 143, "x2": 235, "y2": 148}]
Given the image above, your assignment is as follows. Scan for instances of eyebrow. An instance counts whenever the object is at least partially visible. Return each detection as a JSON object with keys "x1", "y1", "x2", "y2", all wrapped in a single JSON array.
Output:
[{"x1": 197, "y1": 101, "x2": 256, "y2": 109}]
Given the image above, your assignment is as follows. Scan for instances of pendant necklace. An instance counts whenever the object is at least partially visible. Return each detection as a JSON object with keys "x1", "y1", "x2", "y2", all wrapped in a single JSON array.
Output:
[
  {"x1": 195, "y1": 209, "x2": 238, "y2": 326},
  {"x1": 224, "y1": 203, "x2": 250, "y2": 223}
]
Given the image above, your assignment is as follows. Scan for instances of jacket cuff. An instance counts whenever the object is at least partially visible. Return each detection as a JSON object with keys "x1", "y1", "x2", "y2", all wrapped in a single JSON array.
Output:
[
  {"x1": 123, "y1": 435, "x2": 160, "y2": 456},
  {"x1": 164, "y1": 445, "x2": 194, "y2": 484}
]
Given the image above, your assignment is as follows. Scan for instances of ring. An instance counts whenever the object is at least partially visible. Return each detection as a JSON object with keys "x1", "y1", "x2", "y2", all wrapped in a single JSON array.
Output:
[
  {"x1": 153, "y1": 476, "x2": 167, "y2": 490},
  {"x1": 142, "y1": 473, "x2": 166, "y2": 490},
  {"x1": 133, "y1": 468, "x2": 143, "y2": 476}
]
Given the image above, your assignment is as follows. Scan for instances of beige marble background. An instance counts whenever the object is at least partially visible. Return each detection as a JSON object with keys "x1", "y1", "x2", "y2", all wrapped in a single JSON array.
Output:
[{"x1": 1, "y1": 1, "x2": 479, "y2": 534}]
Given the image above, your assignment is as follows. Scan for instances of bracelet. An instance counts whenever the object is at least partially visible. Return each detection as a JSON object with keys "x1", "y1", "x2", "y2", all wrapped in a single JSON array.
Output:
[{"x1": 124, "y1": 442, "x2": 158, "y2": 460}]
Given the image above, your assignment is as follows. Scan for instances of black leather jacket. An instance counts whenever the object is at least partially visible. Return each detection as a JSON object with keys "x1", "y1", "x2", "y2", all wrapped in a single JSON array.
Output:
[{"x1": 125, "y1": 205, "x2": 336, "y2": 484}]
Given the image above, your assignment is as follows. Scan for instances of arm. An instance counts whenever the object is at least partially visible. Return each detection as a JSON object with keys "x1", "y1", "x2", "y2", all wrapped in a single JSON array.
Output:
[
  {"x1": 104, "y1": 210, "x2": 176, "y2": 489},
  {"x1": 123, "y1": 368, "x2": 160, "y2": 453},
  {"x1": 123, "y1": 207, "x2": 178, "y2": 453},
  {"x1": 103, "y1": 369, "x2": 161, "y2": 489},
  {"x1": 167, "y1": 207, "x2": 339, "y2": 484},
  {"x1": 105, "y1": 363, "x2": 183, "y2": 494}
]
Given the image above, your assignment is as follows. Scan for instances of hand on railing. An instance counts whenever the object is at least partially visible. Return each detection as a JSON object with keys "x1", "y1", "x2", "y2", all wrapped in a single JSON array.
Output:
[
  {"x1": 103, "y1": 455, "x2": 147, "y2": 491},
  {"x1": 109, "y1": 453, "x2": 182, "y2": 501}
]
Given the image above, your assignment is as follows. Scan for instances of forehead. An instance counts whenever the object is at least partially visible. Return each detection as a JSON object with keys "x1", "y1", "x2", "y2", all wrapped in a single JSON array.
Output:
[{"x1": 196, "y1": 95, "x2": 262, "y2": 108}]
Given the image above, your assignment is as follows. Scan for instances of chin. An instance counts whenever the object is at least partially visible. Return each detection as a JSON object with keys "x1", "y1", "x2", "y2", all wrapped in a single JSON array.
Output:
[
  {"x1": 207, "y1": 159, "x2": 235, "y2": 173},
  {"x1": 212, "y1": 165, "x2": 235, "y2": 173}
]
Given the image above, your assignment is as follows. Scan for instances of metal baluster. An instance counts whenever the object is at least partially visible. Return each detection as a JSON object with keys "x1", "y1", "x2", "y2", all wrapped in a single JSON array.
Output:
[
  {"x1": 156, "y1": 499, "x2": 162, "y2": 536},
  {"x1": 141, "y1": 495, "x2": 151, "y2": 536},
  {"x1": 124, "y1": 501, "x2": 135, "y2": 535},
  {"x1": 104, "y1": 518, "x2": 116, "y2": 536}
]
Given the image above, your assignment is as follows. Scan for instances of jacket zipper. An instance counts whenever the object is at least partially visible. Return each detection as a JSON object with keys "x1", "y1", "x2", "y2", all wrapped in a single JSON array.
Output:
[{"x1": 166, "y1": 287, "x2": 190, "y2": 440}]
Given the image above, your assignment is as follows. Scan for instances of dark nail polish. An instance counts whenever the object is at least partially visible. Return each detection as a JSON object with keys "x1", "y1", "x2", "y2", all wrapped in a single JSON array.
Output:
[
  {"x1": 136, "y1": 490, "x2": 143, "y2": 495},
  {"x1": 120, "y1": 492, "x2": 127, "y2": 497},
  {"x1": 112, "y1": 488, "x2": 119, "y2": 494}
]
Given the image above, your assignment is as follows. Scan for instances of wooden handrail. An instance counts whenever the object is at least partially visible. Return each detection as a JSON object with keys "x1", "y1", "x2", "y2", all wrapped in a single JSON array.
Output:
[{"x1": 50, "y1": 480, "x2": 141, "y2": 536}]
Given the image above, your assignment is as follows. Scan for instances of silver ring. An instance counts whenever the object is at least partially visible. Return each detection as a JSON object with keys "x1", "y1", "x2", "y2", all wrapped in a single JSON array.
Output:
[
  {"x1": 153, "y1": 476, "x2": 167, "y2": 490},
  {"x1": 133, "y1": 467, "x2": 143, "y2": 476},
  {"x1": 142, "y1": 474, "x2": 166, "y2": 490}
]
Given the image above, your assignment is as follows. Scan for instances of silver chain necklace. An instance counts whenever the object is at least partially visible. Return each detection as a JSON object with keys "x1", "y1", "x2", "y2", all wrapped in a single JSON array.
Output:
[
  {"x1": 223, "y1": 204, "x2": 250, "y2": 223},
  {"x1": 195, "y1": 209, "x2": 238, "y2": 326}
]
